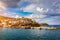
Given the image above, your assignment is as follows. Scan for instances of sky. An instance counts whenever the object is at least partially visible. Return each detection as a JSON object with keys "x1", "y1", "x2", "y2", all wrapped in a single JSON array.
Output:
[{"x1": 0, "y1": 0, "x2": 60, "y2": 25}]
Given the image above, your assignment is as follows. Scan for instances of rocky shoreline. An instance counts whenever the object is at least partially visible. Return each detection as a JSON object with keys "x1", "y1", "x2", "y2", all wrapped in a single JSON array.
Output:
[{"x1": 0, "y1": 16, "x2": 60, "y2": 30}]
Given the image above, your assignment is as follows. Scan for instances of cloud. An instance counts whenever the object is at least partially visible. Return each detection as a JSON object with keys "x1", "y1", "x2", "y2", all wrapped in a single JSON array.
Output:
[
  {"x1": 0, "y1": 0, "x2": 20, "y2": 8},
  {"x1": 20, "y1": 4, "x2": 36, "y2": 12},
  {"x1": 35, "y1": 15, "x2": 60, "y2": 25},
  {"x1": 19, "y1": 0, "x2": 40, "y2": 4},
  {"x1": 36, "y1": 7, "x2": 49, "y2": 13},
  {"x1": 0, "y1": 0, "x2": 60, "y2": 14},
  {"x1": 0, "y1": 8, "x2": 18, "y2": 17},
  {"x1": 0, "y1": 2, "x2": 6, "y2": 10},
  {"x1": 0, "y1": 0, "x2": 60, "y2": 25},
  {"x1": 25, "y1": 13, "x2": 47, "y2": 19},
  {"x1": 25, "y1": 12, "x2": 60, "y2": 25},
  {"x1": 20, "y1": 4, "x2": 49, "y2": 13},
  {"x1": 55, "y1": 9, "x2": 60, "y2": 13},
  {"x1": 50, "y1": 0, "x2": 60, "y2": 14},
  {"x1": 19, "y1": 0, "x2": 60, "y2": 14}
]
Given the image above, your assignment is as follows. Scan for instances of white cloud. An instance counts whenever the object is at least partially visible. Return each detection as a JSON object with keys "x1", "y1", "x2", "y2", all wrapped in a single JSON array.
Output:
[
  {"x1": 20, "y1": 4, "x2": 49, "y2": 14},
  {"x1": 36, "y1": 7, "x2": 49, "y2": 13},
  {"x1": 36, "y1": 7, "x2": 43, "y2": 12},
  {"x1": 20, "y1": 4, "x2": 36, "y2": 12},
  {"x1": 19, "y1": 0, "x2": 60, "y2": 14},
  {"x1": 26, "y1": 13, "x2": 47, "y2": 19}
]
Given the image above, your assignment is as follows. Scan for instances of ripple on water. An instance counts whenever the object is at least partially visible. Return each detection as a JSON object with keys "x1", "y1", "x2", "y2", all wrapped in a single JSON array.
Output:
[{"x1": 0, "y1": 28, "x2": 60, "y2": 40}]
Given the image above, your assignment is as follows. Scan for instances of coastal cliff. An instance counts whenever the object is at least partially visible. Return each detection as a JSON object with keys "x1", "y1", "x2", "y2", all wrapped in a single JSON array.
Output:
[{"x1": 0, "y1": 16, "x2": 49, "y2": 28}]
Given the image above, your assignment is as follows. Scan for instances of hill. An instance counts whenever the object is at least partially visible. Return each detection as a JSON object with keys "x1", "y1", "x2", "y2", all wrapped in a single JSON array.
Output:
[{"x1": 0, "y1": 15, "x2": 49, "y2": 28}]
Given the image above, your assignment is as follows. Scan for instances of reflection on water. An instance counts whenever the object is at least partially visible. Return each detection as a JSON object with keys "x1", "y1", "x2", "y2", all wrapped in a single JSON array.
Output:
[{"x1": 0, "y1": 28, "x2": 60, "y2": 40}]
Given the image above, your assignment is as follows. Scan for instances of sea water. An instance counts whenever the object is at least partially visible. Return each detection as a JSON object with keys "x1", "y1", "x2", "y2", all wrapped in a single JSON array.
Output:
[{"x1": 0, "y1": 25, "x2": 60, "y2": 40}]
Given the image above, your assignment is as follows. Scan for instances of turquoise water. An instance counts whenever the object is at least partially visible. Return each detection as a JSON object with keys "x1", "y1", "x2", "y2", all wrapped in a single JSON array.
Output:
[{"x1": 0, "y1": 28, "x2": 60, "y2": 40}]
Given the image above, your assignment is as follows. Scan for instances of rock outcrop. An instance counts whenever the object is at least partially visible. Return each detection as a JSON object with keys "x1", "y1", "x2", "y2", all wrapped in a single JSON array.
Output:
[{"x1": 0, "y1": 15, "x2": 49, "y2": 28}]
